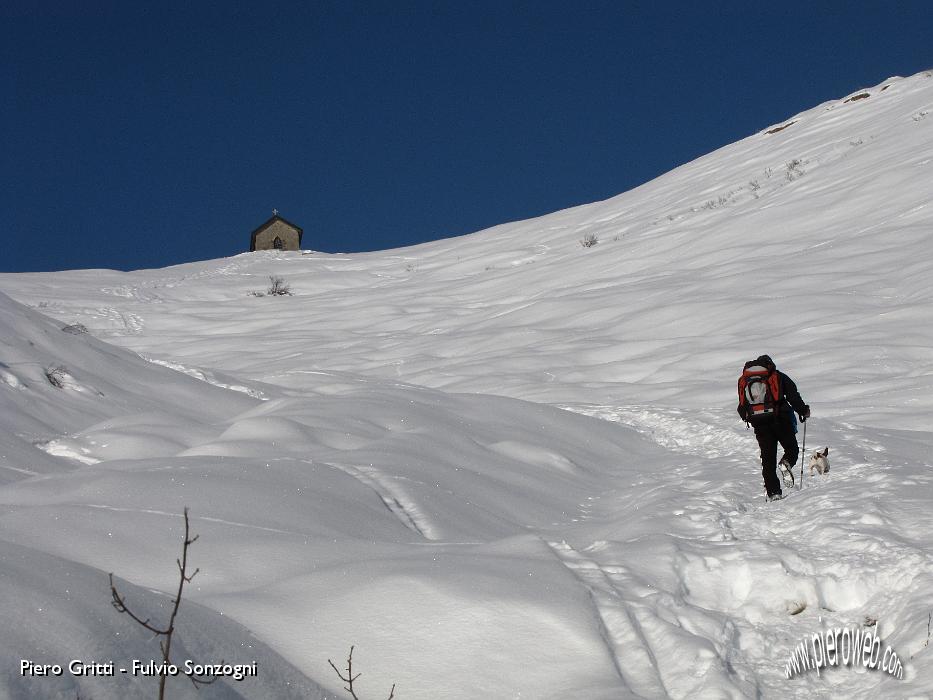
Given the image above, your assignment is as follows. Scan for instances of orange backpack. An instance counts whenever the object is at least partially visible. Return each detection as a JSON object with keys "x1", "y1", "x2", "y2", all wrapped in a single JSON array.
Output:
[{"x1": 738, "y1": 361, "x2": 782, "y2": 424}]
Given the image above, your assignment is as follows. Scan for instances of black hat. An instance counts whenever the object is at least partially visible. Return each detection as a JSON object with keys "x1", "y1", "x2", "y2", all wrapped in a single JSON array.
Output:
[{"x1": 755, "y1": 355, "x2": 775, "y2": 369}]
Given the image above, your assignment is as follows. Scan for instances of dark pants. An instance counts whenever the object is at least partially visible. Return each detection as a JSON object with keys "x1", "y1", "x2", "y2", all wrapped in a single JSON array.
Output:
[{"x1": 754, "y1": 417, "x2": 799, "y2": 496}]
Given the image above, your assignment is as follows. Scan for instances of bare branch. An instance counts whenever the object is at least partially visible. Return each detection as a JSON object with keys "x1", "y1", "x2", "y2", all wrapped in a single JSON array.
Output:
[
  {"x1": 328, "y1": 646, "x2": 395, "y2": 700},
  {"x1": 109, "y1": 573, "x2": 168, "y2": 634},
  {"x1": 108, "y1": 507, "x2": 211, "y2": 700}
]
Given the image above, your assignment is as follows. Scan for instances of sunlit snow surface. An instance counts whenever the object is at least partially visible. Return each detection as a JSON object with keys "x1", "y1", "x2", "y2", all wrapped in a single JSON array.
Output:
[{"x1": 2, "y1": 72, "x2": 933, "y2": 699}]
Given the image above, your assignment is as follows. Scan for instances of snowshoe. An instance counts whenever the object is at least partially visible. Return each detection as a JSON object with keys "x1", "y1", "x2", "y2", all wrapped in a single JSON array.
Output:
[{"x1": 778, "y1": 458, "x2": 795, "y2": 488}]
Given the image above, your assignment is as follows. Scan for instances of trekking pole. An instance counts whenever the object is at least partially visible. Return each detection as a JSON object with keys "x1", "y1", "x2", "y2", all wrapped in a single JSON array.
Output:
[{"x1": 798, "y1": 420, "x2": 807, "y2": 490}]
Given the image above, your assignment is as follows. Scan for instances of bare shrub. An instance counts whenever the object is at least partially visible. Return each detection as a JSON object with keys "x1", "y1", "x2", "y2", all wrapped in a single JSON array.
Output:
[
  {"x1": 328, "y1": 646, "x2": 395, "y2": 700},
  {"x1": 580, "y1": 233, "x2": 598, "y2": 248},
  {"x1": 785, "y1": 159, "x2": 804, "y2": 182},
  {"x1": 45, "y1": 366, "x2": 68, "y2": 388},
  {"x1": 109, "y1": 508, "x2": 217, "y2": 698},
  {"x1": 267, "y1": 276, "x2": 292, "y2": 296}
]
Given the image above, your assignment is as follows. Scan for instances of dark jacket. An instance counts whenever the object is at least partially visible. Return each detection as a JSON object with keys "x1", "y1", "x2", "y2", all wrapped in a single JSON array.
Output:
[{"x1": 773, "y1": 370, "x2": 808, "y2": 419}]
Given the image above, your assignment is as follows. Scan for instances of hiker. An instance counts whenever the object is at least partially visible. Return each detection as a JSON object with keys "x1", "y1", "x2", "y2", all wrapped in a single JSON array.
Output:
[{"x1": 737, "y1": 355, "x2": 810, "y2": 501}]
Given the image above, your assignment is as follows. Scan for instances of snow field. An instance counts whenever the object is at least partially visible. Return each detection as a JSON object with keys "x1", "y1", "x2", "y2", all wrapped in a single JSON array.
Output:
[{"x1": 2, "y1": 71, "x2": 933, "y2": 698}]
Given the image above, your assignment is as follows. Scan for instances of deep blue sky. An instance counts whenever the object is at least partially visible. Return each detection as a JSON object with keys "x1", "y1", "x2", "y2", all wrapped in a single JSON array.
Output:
[{"x1": 2, "y1": 2, "x2": 930, "y2": 272}]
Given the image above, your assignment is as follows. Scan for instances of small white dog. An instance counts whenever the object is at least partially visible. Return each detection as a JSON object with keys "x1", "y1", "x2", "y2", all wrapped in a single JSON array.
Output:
[{"x1": 808, "y1": 447, "x2": 830, "y2": 476}]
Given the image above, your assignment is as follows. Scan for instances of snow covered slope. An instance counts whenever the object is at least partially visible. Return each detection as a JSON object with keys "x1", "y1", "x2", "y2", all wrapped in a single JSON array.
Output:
[
  {"x1": 2, "y1": 71, "x2": 933, "y2": 699},
  {"x1": 0, "y1": 291, "x2": 258, "y2": 482}
]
